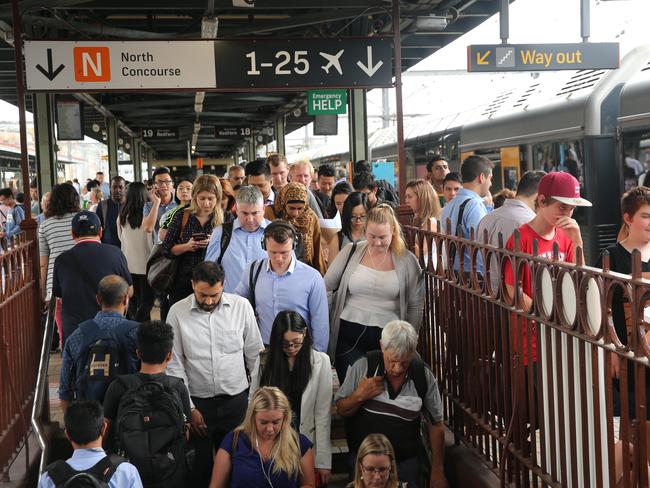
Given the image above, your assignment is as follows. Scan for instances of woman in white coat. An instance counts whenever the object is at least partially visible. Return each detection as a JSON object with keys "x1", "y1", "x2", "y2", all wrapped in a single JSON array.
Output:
[{"x1": 249, "y1": 310, "x2": 333, "y2": 484}]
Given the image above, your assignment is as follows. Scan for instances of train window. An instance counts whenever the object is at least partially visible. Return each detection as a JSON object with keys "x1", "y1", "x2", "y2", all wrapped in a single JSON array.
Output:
[
  {"x1": 621, "y1": 130, "x2": 650, "y2": 190},
  {"x1": 532, "y1": 140, "x2": 585, "y2": 190}
]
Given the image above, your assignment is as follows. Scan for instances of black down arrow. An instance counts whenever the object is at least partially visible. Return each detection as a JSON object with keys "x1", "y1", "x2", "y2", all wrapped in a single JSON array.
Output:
[{"x1": 35, "y1": 48, "x2": 65, "y2": 81}]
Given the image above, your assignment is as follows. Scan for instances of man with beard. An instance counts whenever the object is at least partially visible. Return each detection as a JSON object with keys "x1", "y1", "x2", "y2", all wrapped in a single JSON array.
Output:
[
  {"x1": 96, "y1": 176, "x2": 126, "y2": 247},
  {"x1": 166, "y1": 261, "x2": 264, "y2": 486}
]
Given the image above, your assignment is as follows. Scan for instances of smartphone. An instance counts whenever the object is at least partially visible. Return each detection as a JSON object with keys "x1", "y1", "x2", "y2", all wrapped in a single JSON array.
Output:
[{"x1": 192, "y1": 233, "x2": 207, "y2": 241}]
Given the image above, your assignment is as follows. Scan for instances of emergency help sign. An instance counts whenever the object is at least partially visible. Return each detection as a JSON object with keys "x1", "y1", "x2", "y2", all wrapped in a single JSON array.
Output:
[{"x1": 307, "y1": 90, "x2": 347, "y2": 115}]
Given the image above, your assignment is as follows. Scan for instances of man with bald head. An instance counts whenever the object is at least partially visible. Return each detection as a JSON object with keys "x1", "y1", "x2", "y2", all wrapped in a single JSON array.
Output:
[{"x1": 58, "y1": 274, "x2": 139, "y2": 412}]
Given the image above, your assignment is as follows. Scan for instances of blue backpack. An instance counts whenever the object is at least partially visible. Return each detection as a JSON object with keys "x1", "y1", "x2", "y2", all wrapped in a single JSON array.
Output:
[{"x1": 73, "y1": 320, "x2": 137, "y2": 403}]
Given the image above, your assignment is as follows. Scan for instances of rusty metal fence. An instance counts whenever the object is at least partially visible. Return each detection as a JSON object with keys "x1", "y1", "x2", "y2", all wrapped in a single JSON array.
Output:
[
  {"x1": 0, "y1": 233, "x2": 41, "y2": 479},
  {"x1": 404, "y1": 223, "x2": 650, "y2": 488}
]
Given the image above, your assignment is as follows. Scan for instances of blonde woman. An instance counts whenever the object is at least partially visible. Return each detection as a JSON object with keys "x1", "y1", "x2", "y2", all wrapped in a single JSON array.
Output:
[
  {"x1": 405, "y1": 179, "x2": 441, "y2": 261},
  {"x1": 88, "y1": 187, "x2": 103, "y2": 212},
  {"x1": 209, "y1": 386, "x2": 316, "y2": 488},
  {"x1": 161, "y1": 174, "x2": 223, "y2": 306},
  {"x1": 324, "y1": 204, "x2": 423, "y2": 382},
  {"x1": 347, "y1": 434, "x2": 407, "y2": 488}
]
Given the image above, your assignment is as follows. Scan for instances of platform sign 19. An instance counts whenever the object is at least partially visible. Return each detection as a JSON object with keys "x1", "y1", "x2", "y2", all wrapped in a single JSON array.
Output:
[
  {"x1": 467, "y1": 43, "x2": 619, "y2": 72},
  {"x1": 141, "y1": 127, "x2": 179, "y2": 139},
  {"x1": 308, "y1": 90, "x2": 347, "y2": 115}
]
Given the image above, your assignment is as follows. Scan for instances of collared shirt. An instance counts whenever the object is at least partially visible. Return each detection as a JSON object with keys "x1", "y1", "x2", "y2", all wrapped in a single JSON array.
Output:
[
  {"x1": 440, "y1": 188, "x2": 491, "y2": 273},
  {"x1": 477, "y1": 198, "x2": 535, "y2": 290},
  {"x1": 4, "y1": 204, "x2": 25, "y2": 237},
  {"x1": 58, "y1": 310, "x2": 139, "y2": 401},
  {"x1": 144, "y1": 198, "x2": 178, "y2": 241},
  {"x1": 204, "y1": 218, "x2": 270, "y2": 292},
  {"x1": 166, "y1": 293, "x2": 264, "y2": 405},
  {"x1": 38, "y1": 448, "x2": 143, "y2": 488},
  {"x1": 264, "y1": 189, "x2": 276, "y2": 207},
  {"x1": 234, "y1": 257, "x2": 329, "y2": 352}
]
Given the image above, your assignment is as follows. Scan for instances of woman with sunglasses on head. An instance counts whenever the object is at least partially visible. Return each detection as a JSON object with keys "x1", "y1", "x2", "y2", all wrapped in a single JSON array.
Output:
[
  {"x1": 209, "y1": 386, "x2": 316, "y2": 488},
  {"x1": 324, "y1": 204, "x2": 423, "y2": 383},
  {"x1": 250, "y1": 311, "x2": 333, "y2": 485},
  {"x1": 348, "y1": 434, "x2": 407, "y2": 488},
  {"x1": 328, "y1": 191, "x2": 371, "y2": 264}
]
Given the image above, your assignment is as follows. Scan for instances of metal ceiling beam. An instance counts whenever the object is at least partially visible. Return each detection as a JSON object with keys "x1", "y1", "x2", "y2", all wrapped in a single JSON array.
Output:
[
  {"x1": 15, "y1": 0, "x2": 386, "y2": 10},
  {"x1": 21, "y1": 14, "x2": 171, "y2": 38}
]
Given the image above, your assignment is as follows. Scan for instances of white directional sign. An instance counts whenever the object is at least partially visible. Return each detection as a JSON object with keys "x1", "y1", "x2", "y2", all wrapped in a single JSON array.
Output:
[
  {"x1": 24, "y1": 38, "x2": 393, "y2": 92},
  {"x1": 25, "y1": 40, "x2": 216, "y2": 91}
]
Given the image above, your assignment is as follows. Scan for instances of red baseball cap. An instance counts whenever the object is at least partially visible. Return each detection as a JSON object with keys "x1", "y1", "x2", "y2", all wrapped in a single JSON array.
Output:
[{"x1": 537, "y1": 172, "x2": 592, "y2": 207}]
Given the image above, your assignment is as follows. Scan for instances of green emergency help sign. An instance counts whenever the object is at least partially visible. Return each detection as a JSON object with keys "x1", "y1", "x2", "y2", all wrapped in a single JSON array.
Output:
[{"x1": 307, "y1": 89, "x2": 347, "y2": 115}]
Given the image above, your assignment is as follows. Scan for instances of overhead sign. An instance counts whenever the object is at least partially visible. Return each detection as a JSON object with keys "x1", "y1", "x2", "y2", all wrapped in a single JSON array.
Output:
[
  {"x1": 308, "y1": 89, "x2": 347, "y2": 115},
  {"x1": 467, "y1": 43, "x2": 619, "y2": 72},
  {"x1": 141, "y1": 128, "x2": 179, "y2": 139},
  {"x1": 215, "y1": 127, "x2": 252, "y2": 138},
  {"x1": 25, "y1": 38, "x2": 393, "y2": 92},
  {"x1": 25, "y1": 41, "x2": 216, "y2": 90},
  {"x1": 214, "y1": 38, "x2": 392, "y2": 89}
]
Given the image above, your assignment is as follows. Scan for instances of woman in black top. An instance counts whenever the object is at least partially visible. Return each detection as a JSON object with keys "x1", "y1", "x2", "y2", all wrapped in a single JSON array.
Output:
[{"x1": 162, "y1": 175, "x2": 223, "y2": 306}]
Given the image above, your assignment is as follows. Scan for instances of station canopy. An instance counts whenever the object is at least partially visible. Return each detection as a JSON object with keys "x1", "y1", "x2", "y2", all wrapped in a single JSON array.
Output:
[{"x1": 0, "y1": 0, "x2": 505, "y2": 160}]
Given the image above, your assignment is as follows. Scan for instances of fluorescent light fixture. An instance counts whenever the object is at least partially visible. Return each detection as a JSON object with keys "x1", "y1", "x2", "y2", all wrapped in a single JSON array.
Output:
[
  {"x1": 194, "y1": 103, "x2": 203, "y2": 113},
  {"x1": 194, "y1": 122, "x2": 201, "y2": 133},
  {"x1": 194, "y1": 92, "x2": 205, "y2": 104},
  {"x1": 414, "y1": 15, "x2": 448, "y2": 31},
  {"x1": 201, "y1": 16, "x2": 219, "y2": 38}
]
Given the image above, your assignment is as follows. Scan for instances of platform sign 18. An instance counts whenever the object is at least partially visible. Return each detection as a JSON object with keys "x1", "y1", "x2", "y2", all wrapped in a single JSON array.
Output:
[
  {"x1": 308, "y1": 89, "x2": 347, "y2": 115},
  {"x1": 216, "y1": 127, "x2": 252, "y2": 138}
]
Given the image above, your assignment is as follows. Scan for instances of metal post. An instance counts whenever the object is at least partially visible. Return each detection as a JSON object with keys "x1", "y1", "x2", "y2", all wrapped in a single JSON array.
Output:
[
  {"x1": 581, "y1": 0, "x2": 590, "y2": 42},
  {"x1": 500, "y1": 0, "x2": 509, "y2": 45},
  {"x1": 131, "y1": 137, "x2": 142, "y2": 182},
  {"x1": 249, "y1": 136, "x2": 257, "y2": 161},
  {"x1": 11, "y1": 0, "x2": 33, "y2": 222},
  {"x1": 274, "y1": 115, "x2": 286, "y2": 155},
  {"x1": 348, "y1": 89, "x2": 368, "y2": 168},
  {"x1": 106, "y1": 118, "x2": 119, "y2": 179},
  {"x1": 393, "y1": 0, "x2": 406, "y2": 198},
  {"x1": 33, "y1": 93, "x2": 57, "y2": 194},
  {"x1": 146, "y1": 148, "x2": 154, "y2": 179}
]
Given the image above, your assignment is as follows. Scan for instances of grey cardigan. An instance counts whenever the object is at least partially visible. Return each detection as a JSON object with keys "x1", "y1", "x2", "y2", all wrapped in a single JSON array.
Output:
[{"x1": 324, "y1": 241, "x2": 424, "y2": 358}]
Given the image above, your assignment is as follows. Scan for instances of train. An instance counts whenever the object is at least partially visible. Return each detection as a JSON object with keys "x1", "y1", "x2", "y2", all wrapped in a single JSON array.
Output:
[{"x1": 313, "y1": 45, "x2": 650, "y2": 264}]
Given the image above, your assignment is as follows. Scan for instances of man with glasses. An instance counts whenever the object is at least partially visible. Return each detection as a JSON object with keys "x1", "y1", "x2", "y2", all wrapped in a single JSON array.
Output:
[
  {"x1": 166, "y1": 261, "x2": 263, "y2": 486},
  {"x1": 336, "y1": 320, "x2": 447, "y2": 488},
  {"x1": 144, "y1": 166, "x2": 178, "y2": 239},
  {"x1": 234, "y1": 221, "x2": 329, "y2": 352}
]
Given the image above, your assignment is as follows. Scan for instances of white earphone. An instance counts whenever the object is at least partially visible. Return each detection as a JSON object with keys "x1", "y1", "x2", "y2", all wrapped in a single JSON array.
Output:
[{"x1": 256, "y1": 435, "x2": 275, "y2": 488}]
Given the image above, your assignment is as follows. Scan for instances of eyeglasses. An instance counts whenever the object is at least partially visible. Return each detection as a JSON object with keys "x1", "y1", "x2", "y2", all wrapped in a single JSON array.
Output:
[
  {"x1": 155, "y1": 180, "x2": 174, "y2": 186},
  {"x1": 351, "y1": 215, "x2": 367, "y2": 222},
  {"x1": 361, "y1": 465, "x2": 390, "y2": 475},
  {"x1": 282, "y1": 341, "x2": 304, "y2": 350}
]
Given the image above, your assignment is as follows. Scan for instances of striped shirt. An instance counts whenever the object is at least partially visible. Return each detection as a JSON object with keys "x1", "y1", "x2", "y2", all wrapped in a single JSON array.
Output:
[{"x1": 38, "y1": 213, "x2": 76, "y2": 300}]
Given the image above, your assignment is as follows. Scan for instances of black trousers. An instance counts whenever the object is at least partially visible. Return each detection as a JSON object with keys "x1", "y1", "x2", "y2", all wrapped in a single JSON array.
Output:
[
  {"x1": 190, "y1": 390, "x2": 248, "y2": 487},
  {"x1": 335, "y1": 319, "x2": 382, "y2": 384},
  {"x1": 127, "y1": 273, "x2": 155, "y2": 322}
]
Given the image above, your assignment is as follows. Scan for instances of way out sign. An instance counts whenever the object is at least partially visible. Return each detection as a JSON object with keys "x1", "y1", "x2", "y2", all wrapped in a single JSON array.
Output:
[
  {"x1": 467, "y1": 42, "x2": 619, "y2": 72},
  {"x1": 308, "y1": 90, "x2": 347, "y2": 115}
]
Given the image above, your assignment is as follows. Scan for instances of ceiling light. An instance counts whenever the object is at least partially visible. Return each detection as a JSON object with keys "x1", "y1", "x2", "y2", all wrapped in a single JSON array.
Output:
[
  {"x1": 201, "y1": 16, "x2": 219, "y2": 38},
  {"x1": 194, "y1": 122, "x2": 201, "y2": 133},
  {"x1": 414, "y1": 15, "x2": 448, "y2": 31},
  {"x1": 194, "y1": 103, "x2": 203, "y2": 113}
]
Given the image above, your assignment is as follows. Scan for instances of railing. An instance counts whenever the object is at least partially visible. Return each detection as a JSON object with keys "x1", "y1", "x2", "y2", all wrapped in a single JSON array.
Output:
[
  {"x1": 0, "y1": 233, "x2": 41, "y2": 479},
  {"x1": 403, "y1": 223, "x2": 650, "y2": 488}
]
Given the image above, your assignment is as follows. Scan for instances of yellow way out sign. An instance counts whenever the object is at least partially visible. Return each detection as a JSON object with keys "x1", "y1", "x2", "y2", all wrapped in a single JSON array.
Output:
[{"x1": 467, "y1": 43, "x2": 619, "y2": 72}]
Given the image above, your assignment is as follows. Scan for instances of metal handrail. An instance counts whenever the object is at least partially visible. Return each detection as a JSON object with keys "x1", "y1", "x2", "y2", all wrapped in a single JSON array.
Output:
[{"x1": 30, "y1": 299, "x2": 56, "y2": 475}]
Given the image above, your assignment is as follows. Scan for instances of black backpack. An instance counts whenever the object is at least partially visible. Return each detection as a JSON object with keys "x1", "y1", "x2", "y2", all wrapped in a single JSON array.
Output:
[
  {"x1": 216, "y1": 221, "x2": 234, "y2": 265},
  {"x1": 74, "y1": 320, "x2": 135, "y2": 403},
  {"x1": 113, "y1": 376, "x2": 187, "y2": 488},
  {"x1": 45, "y1": 454, "x2": 124, "y2": 488}
]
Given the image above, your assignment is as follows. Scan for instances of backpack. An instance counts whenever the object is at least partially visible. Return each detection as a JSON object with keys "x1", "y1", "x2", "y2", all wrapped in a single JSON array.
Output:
[
  {"x1": 248, "y1": 259, "x2": 265, "y2": 318},
  {"x1": 216, "y1": 221, "x2": 234, "y2": 265},
  {"x1": 365, "y1": 350, "x2": 428, "y2": 401},
  {"x1": 114, "y1": 376, "x2": 187, "y2": 487},
  {"x1": 74, "y1": 320, "x2": 135, "y2": 403},
  {"x1": 45, "y1": 454, "x2": 124, "y2": 488}
]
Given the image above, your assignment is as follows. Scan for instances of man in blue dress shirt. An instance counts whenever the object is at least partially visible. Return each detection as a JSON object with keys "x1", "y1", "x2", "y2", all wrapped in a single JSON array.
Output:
[
  {"x1": 39, "y1": 400, "x2": 142, "y2": 488},
  {"x1": 440, "y1": 154, "x2": 494, "y2": 275},
  {"x1": 205, "y1": 185, "x2": 269, "y2": 292},
  {"x1": 234, "y1": 221, "x2": 329, "y2": 352}
]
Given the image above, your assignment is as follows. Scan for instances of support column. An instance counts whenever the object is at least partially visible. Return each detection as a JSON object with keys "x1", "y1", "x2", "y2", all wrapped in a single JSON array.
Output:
[
  {"x1": 32, "y1": 93, "x2": 57, "y2": 194},
  {"x1": 131, "y1": 137, "x2": 142, "y2": 182},
  {"x1": 274, "y1": 115, "x2": 286, "y2": 155},
  {"x1": 348, "y1": 89, "x2": 368, "y2": 170},
  {"x1": 146, "y1": 148, "x2": 154, "y2": 179},
  {"x1": 106, "y1": 117, "x2": 119, "y2": 179},
  {"x1": 248, "y1": 137, "x2": 257, "y2": 161}
]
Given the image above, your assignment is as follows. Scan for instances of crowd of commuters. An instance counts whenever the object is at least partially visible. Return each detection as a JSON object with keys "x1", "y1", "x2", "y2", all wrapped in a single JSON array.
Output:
[{"x1": 8, "y1": 148, "x2": 643, "y2": 488}]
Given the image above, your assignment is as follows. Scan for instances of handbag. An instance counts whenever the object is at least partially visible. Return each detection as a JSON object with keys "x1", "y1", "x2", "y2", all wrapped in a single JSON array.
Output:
[{"x1": 147, "y1": 209, "x2": 190, "y2": 293}]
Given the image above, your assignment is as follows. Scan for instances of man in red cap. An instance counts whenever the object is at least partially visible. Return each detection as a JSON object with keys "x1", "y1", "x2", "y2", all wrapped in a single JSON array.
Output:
[{"x1": 504, "y1": 171, "x2": 591, "y2": 363}]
